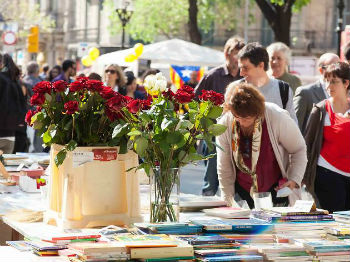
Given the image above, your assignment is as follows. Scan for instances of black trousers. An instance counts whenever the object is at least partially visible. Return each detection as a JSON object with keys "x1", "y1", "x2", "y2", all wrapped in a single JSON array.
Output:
[
  {"x1": 315, "y1": 165, "x2": 350, "y2": 213},
  {"x1": 235, "y1": 181, "x2": 289, "y2": 209}
]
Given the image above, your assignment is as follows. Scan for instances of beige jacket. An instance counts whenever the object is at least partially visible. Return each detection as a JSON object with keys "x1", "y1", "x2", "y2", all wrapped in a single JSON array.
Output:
[{"x1": 216, "y1": 102, "x2": 307, "y2": 207}]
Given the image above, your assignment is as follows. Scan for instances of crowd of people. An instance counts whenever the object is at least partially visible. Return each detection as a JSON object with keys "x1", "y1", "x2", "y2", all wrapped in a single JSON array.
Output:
[
  {"x1": 197, "y1": 36, "x2": 349, "y2": 213},
  {"x1": 0, "y1": 35, "x2": 349, "y2": 213}
]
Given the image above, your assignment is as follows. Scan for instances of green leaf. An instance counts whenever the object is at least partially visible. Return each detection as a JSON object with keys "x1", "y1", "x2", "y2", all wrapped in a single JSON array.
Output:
[
  {"x1": 136, "y1": 162, "x2": 151, "y2": 176},
  {"x1": 166, "y1": 131, "x2": 182, "y2": 144},
  {"x1": 207, "y1": 106, "x2": 223, "y2": 119},
  {"x1": 134, "y1": 137, "x2": 148, "y2": 157},
  {"x1": 127, "y1": 130, "x2": 142, "y2": 136},
  {"x1": 161, "y1": 118, "x2": 178, "y2": 130},
  {"x1": 44, "y1": 93, "x2": 52, "y2": 102},
  {"x1": 139, "y1": 112, "x2": 152, "y2": 123},
  {"x1": 112, "y1": 123, "x2": 129, "y2": 138},
  {"x1": 42, "y1": 129, "x2": 52, "y2": 144},
  {"x1": 66, "y1": 140, "x2": 77, "y2": 151},
  {"x1": 208, "y1": 124, "x2": 227, "y2": 136},
  {"x1": 54, "y1": 149, "x2": 67, "y2": 167},
  {"x1": 199, "y1": 101, "x2": 209, "y2": 114},
  {"x1": 178, "y1": 120, "x2": 194, "y2": 130}
]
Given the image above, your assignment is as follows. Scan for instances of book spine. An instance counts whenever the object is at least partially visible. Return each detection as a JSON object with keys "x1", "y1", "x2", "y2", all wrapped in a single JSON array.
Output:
[
  {"x1": 280, "y1": 211, "x2": 329, "y2": 216},
  {"x1": 52, "y1": 235, "x2": 101, "y2": 241},
  {"x1": 280, "y1": 215, "x2": 333, "y2": 220}
]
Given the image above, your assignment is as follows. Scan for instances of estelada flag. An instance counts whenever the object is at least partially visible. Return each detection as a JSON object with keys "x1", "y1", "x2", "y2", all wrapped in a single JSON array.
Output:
[{"x1": 169, "y1": 65, "x2": 204, "y2": 89}]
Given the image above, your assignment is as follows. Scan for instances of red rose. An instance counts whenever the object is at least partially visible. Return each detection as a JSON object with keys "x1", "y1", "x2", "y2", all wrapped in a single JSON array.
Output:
[
  {"x1": 52, "y1": 80, "x2": 68, "y2": 92},
  {"x1": 64, "y1": 101, "x2": 79, "y2": 115},
  {"x1": 199, "y1": 90, "x2": 224, "y2": 105},
  {"x1": 33, "y1": 81, "x2": 52, "y2": 94},
  {"x1": 69, "y1": 80, "x2": 86, "y2": 92},
  {"x1": 174, "y1": 90, "x2": 195, "y2": 104},
  {"x1": 127, "y1": 99, "x2": 142, "y2": 114},
  {"x1": 76, "y1": 76, "x2": 89, "y2": 83},
  {"x1": 87, "y1": 80, "x2": 104, "y2": 92},
  {"x1": 25, "y1": 110, "x2": 35, "y2": 126},
  {"x1": 141, "y1": 95, "x2": 153, "y2": 110},
  {"x1": 162, "y1": 89, "x2": 174, "y2": 100},
  {"x1": 106, "y1": 93, "x2": 128, "y2": 113},
  {"x1": 30, "y1": 93, "x2": 46, "y2": 106},
  {"x1": 180, "y1": 85, "x2": 195, "y2": 95},
  {"x1": 99, "y1": 86, "x2": 116, "y2": 100}
]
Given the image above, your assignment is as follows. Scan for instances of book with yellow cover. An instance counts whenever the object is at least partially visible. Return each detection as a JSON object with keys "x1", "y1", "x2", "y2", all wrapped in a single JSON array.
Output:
[{"x1": 114, "y1": 234, "x2": 178, "y2": 248}]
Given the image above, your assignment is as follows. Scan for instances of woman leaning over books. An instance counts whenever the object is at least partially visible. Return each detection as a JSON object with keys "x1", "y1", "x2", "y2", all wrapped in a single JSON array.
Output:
[
  {"x1": 303, "y1": 62, "x2": 350, "y2": 213},
  {"x1": 216, "y1": 82, "x2": 307, "y2": 209}
]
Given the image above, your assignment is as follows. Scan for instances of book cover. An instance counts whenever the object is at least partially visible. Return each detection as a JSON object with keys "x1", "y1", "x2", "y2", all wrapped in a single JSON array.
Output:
[
  {"x1": 180, "y1": 235, "x2": 235, "y2": 245},
  {"x1": 197, "y1": 254, "x2": 263, "y2": 261},
  {"x1": 26, "y1": 240, "x2": 67, "y2": 251},
  {"x1": 68, "y1": 242, "x2": 127, "y2": 254},
  {"x1": 51, "y1": 234, "x2": 101, "y2": 241},
  {"x1": 6, "y1": 241, "x2": 32, "y2": 251},
  {"x1": 114, "y1": 234, "x2": 178, "y2": 247},
  {"x1": 130, "y1": 241, "x2": 193, "y2": 259},
  {"x1": 189, "y1": 219, "x2": 233, "y2": 231}
]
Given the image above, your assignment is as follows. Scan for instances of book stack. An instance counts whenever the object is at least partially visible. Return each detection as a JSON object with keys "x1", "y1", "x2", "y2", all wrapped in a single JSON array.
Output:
[
  {"x1": 25, "y1": 240, "x2": 67, "y2": 256},
  {"x1": 249, "y1": 243, "x2": 312, "y2": 261},
  {"x1": 220, "y1": 233, "x2": 275, "y2": 244},
  {"x1": 252, "y1": 208, "x2": 334, "y2": 223},
  {"x1": 190, "y1": 218, "x2": 273, "y2": 234},
  {"x1": 325, "y1": 226, "x2": 350, "y2": 240},
  {"x1": 202, "y1": 206, "x2": 251, "y2": 219},
  {"x1": 135, "y1": 222, "x2": 203, "y2": 235},
  {"x1": 178, "y1": 235, "x2": 263, "y2": 261},
  {"x1": 333, "y1": 211, "x2": 350, "y2": 224},
  {"x1": 45, "y1": 234, "x2": 102, "y2": 244},
  {"x1": 303, "y1": 239, "x2": 350, "y2": 261},
  {"x1": 66, "y1": 242, "x2": 130, "y2": 261},
  {"x1": 114, "y1": 234, "x2": 194, "y2": 261}
]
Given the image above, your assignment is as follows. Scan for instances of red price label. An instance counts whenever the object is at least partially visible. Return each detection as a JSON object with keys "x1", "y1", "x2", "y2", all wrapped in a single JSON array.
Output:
[{"x1": 92, "y1": 149, "x2": 118, "y2": 161}]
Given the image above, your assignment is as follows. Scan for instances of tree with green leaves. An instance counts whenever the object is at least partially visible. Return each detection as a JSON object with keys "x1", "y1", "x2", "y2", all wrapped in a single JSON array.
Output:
[
  {"x1": 255, "y1": 0, "x2": 311, "y2": 46},
  {"x1": 0, "y1": 0, "x2": 55, "y2": 33},
  {"x1": 104, "y1": 0, "x2": 245, "y2": 45}
]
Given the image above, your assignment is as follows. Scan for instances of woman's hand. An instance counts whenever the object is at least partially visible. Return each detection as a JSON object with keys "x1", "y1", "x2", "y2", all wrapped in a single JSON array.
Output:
[{"x1": 275, "y1": 180, "x2": 297, "y2": 191}]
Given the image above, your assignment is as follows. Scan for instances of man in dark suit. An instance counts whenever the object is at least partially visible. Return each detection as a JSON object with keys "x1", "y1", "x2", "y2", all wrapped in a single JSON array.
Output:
[{"x1": 293, "y1": 53, "x2": 339, "y2": 134}]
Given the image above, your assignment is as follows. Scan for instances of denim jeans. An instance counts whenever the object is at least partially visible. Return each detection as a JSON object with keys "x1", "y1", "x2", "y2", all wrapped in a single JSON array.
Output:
[{"x1": 201, "y1": 142, "x2": 219, "y2": 196}]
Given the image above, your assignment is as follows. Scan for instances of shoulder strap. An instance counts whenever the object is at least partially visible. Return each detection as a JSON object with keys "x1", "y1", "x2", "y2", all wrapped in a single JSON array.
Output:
[{"x1": 278, "y1": 80, "x2": 289, "y2": 109}]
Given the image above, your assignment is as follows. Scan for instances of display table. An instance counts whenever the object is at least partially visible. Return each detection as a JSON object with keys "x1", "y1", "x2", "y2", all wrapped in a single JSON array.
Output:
[{"x1": 0, "y1": 246, "x2": 69, "y2": 261}]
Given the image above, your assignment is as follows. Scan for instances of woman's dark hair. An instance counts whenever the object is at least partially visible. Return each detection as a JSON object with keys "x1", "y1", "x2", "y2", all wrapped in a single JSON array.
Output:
[
  {"x1": 1, "y1": 53, "x2": 20, "y2": 81},
  {"x1": 88, "y1": 72, "x2": 102, "y2": 81},
  {"x1": 125, "y1": 71, "x2": 136, "y2": 86},
  {"x1": 324, "y1": 62, "x2": 350, "y2": 90},
  {"x1": 141, "y1": 69, "x2": 160, "y2": 82},
  {"x1": 226, "y1": 82, "x2": 265, "y2": 118},
  {"x1": 47, "y1": 65, "x2": 62, "y2": 81}
]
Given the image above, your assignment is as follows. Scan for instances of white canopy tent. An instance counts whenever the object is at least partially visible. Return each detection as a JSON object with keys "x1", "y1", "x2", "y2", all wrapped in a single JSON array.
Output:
[{"x1": 92, "y1": 39, "x2": 225, "y2": 77}]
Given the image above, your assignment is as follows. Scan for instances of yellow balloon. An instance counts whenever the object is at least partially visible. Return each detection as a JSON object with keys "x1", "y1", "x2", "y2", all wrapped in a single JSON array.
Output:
[
  {"x1": 82, "y1": 55, "x2": 93, "y2": 67},
  {"x1": 134, "y1": 43, "x2": 144, "y2": 57},
  {"x1": 124, "y1": 54, "x2": 138, "y2": 62},
  {"x1": 88, "y1": 47, "x2": 100, "y2": 61}
]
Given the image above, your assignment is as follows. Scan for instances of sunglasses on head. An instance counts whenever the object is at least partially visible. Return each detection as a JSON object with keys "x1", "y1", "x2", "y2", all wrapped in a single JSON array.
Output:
[{"x1": 105, "y1": 69, "x2": 117, "y2": 74}]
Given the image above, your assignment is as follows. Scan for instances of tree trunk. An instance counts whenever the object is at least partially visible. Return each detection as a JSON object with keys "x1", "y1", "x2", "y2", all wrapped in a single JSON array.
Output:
[
  {"x1": 270, "y1": 4, "x2": 292, "y2": 46},
  {"x1": 188, "y1": 0, "x2": 202, "y2": 45},
  {"x1": 255, "y1": 0, "x2": 295, "y2": 46}
]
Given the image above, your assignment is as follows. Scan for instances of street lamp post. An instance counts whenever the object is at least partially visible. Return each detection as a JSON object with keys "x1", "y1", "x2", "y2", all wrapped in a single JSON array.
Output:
[
  {"x1": 337, "y1": 0, "x2": 345, "y2": 57},
  {"x1": 116, "y1": 1, "x2": 133, "y2": 49}
]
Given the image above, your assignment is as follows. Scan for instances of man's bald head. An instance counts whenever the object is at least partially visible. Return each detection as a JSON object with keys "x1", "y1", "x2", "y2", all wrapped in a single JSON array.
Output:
[
  {"x1": 318, "y1": 53, "x2": 340, "y2": 77},
  {"x1": 318, "y1": 53, "x2": 339, "y2": 68}
]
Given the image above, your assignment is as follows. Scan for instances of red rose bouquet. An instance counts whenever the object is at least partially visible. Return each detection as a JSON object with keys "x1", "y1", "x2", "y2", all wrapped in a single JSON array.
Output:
[{"x1": 26, "y1": 77, "x2": 131, "y2": 166}]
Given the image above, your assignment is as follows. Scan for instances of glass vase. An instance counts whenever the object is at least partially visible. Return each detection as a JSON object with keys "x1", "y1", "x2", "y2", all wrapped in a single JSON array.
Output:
[{"x1": 150, "y1": 167, "x2": 180, "y2": 223}]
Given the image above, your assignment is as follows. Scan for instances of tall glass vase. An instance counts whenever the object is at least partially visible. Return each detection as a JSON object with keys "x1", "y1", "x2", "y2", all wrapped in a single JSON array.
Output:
[{"x1": 150, "y1": 167, "x2": 180, "y2": 223}]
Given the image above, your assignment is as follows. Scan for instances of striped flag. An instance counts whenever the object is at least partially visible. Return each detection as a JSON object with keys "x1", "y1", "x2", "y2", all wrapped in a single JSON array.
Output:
[{"x1": 169, "y1": 65, "x2": 205, "y2": 89}]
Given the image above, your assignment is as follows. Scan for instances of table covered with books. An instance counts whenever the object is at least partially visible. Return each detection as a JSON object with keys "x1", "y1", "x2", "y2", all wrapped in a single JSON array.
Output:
[
  {"x1": 2, "y1": 155, "x2": 350, "y2": 261},
  {"x1": 2, "y1": 181, "x2": 350, "y2": 262}
]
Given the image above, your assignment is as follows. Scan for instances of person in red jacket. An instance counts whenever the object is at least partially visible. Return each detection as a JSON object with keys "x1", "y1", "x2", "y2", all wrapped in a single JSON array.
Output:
[{"x1": 304, "y1": 62, "x2": 350, "y2": 212}]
